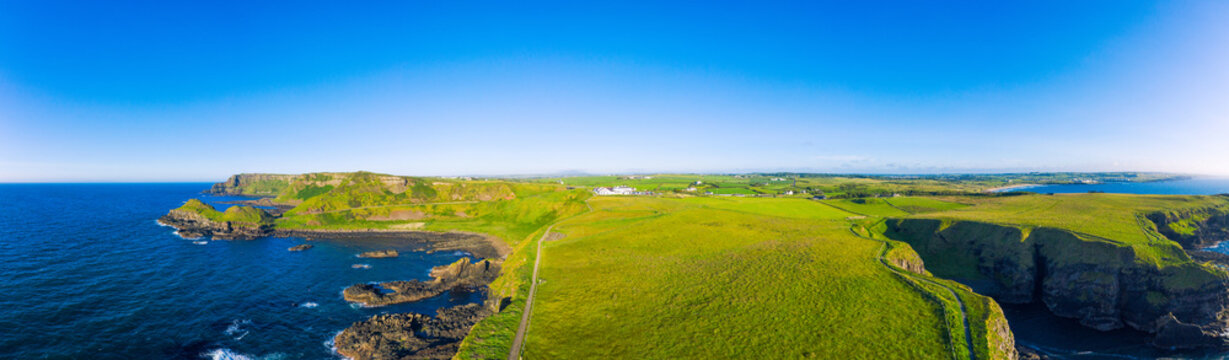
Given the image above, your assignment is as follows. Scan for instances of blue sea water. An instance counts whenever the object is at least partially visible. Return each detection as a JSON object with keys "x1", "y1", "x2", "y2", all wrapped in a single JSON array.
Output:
[
  {"x1": 0, "y1": 183, "x2": 482, "y2": 359},
  {"x1": 996, "y1": 177, "x2": 1229, "y2": 195}
]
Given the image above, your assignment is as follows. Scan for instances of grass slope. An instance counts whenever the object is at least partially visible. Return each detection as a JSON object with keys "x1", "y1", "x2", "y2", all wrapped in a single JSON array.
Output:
[{"x1": 520, "y1": 196, "x2": 974, "y2": 359}]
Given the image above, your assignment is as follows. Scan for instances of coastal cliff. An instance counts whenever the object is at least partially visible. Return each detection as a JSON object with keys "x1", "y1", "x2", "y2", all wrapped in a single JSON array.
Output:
[
  {"x1": 158, "y1": 199, "x2": 274, "y2": 240},
  {"x1": 1147, "y1": 202, "x2": 1229, "y2": 249},
  {"x1": 208, "y1": 173, "x2": 298, "y2": 196},
  {"x1": 884, "y1": 219, "x2": 1229, "y2": 349}
]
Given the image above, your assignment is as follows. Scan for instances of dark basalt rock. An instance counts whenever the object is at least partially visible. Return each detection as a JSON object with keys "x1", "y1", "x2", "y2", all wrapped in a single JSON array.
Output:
[
  {"x1": 157, "y1": 209, "x2": 273, "y2": 240},
  {"x1": 885, "y1": 219, "x2": 1229, "y2": 350},
  {"x1": 1152, "y1": 313, "x2": 1226, "y2": 349},
  {"x1": 333, "y1": 303, "x2": 494, "y2": 360},
  {"x1": 288, "y1": 244, "x2": 313, "y2": 251},
  {"x1": 1147, "y1": 208, "x2": 1229, "y2": 249},
  {"x1": 344, "y1": 258, "x2": 501, "y2": 307}
]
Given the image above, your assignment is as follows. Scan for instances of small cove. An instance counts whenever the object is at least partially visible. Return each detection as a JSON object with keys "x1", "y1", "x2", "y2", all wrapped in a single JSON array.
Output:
[{"x1": 0, "y1": 184, "x2": 483, "y2": 359}]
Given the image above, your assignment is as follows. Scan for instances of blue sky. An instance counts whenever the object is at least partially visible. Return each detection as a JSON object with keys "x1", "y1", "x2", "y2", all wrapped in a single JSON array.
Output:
[{"x1": 1, "y1": 1, "x2": 1227, "y2": 181}]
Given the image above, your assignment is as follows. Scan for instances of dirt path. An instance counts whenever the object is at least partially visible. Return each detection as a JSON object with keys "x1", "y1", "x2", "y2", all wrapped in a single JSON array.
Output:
[
  {"x1": 507, "y1": 199, "x2": 593, "y2": 360},
  {"x1": 506, "y1": 224, "x2": 556, "y2": 360}
]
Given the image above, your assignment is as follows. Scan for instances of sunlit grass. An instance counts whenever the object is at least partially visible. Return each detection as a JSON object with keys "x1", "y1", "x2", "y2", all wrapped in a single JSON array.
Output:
[{"x1": 522, "y1": 197, "x2": 960, "y2": 359}]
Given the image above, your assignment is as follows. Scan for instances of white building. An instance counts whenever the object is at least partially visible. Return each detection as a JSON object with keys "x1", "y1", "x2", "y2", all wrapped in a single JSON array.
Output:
[{"x1": 594, "y1": 185, "x2": 636, "y2": 196}]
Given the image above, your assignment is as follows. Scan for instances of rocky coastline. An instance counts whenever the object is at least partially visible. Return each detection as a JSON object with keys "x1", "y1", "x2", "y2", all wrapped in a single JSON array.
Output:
[
  {"x1": 333, "y1": 303, "x2": 494, "y2": 360},
  {"x1": 336, "y1": 258, "x2": 502, "y2": 359},
  {"x1": 343, "y1": 258, "x2": 501, "y2": 307},
  {"x1": 159, "y1": 205, "x2": 509, "y2": 258},
  {"x1": 157, "y1": 207, "x2": 273, "y2": 240},
  {"x1": 885, "y1": 219, "x2": 1229, "y2": 350},
  {"x1": 159, "y1": 202, "x2": 508, "y2": 360}
]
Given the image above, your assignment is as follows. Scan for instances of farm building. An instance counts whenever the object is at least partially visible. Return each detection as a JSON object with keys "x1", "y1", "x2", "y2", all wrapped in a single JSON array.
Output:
[{"x1": 594, "y1": 186, "x2": 636, "y2": 196}]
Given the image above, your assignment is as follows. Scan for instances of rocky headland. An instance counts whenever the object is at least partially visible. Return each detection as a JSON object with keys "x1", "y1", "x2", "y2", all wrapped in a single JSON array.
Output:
[
  {"x1": 333, "y1": 303, "x2": 493, "y2": 360},
  {"x1": 158, "y1": 199, "x2": 275, "y2": 240},
  {"x1": 343, "y1": 258, "x2": 501, "y2": 307},
  {"x1": 160, "y1": 200, "x2": 510, "y2": 258},
  {"x1": 884, "y1": 219, "x2": 1229, "y2": 349}
]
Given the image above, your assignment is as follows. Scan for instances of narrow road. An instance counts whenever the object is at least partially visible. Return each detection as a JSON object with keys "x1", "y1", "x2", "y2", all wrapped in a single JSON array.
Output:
[
  {"x1": 507, "y1": 200, "x2": 592, "y2": 360},
  {"x1": 506, "y1": 224, "x2": 556, "y2": 360}
]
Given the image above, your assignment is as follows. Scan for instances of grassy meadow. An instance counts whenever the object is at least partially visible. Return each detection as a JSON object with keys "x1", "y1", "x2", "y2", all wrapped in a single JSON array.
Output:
[{"x1": 519, "y1": 196, "x2": 992, "y2": 359}]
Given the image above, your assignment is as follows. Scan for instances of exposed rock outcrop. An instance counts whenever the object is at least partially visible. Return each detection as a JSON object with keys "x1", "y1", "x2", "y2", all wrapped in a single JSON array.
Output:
[
  {"x1": 884, "y1": 219, "x2": 1229, "y2": 349},
  {"x1": 344, "y1": 258, "x2": 501, "y2": 307},
  {"x1": 333, "y1": 303, "x2": 493, "y2": 360},
  {"x1": 275, "y1": 229, "x2": 510, "y2": 259},
  {"x1": 288, "y1": 244, "x2": 313, "y2": 251},
  {"x1": 1147, "y1": 205, "x2": 1229, "y2": 249},
  {"x1": 358, "y1": 249, "x2": 399, "y2": 258}
]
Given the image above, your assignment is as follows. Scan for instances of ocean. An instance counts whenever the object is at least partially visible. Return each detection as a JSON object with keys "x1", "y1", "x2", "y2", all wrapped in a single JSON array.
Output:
[
  {"x1": 0, "y1": 183, "x2": 481, "y2": 359},
  {"x1": 994, "y1": 177, "x2": 1229, "y2": 195}
]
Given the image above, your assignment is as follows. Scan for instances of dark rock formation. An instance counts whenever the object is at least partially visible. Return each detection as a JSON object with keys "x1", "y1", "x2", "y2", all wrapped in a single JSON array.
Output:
[
  {"x1": 358, "y1": 249, "x2": 399, "y2": 258},
  {"x1": 344, "y1": 258, "x2": 501, "y2": 307},
  {"x1": 885, "y1": 219, "x2": 1229, "y2": 349},
  {"x1": 157, "y1": 207, "x2": 273, "y2": 240},
  {"x1": 288, "y1": 244, "x2": 313, "y2": 251},
  {"x1": 333, "y1": 303, "x2": 493, "y2": 360},
  {"x1": 1015, "y1": 345, "x2": 1051, "y2": 360},
  {"x1": 1147, "y1": 206, "x2": 1229, "y2": 249},
  {"x1": 1152, "y1": 313, "x2": 1224, "y2": 349}
]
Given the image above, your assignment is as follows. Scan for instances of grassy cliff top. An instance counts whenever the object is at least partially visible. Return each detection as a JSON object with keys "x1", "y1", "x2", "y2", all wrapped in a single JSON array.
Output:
[
  {"x1": 916, "y1": 193, "x2": 1229, "y2": 244},
  {"x1": 909, "y1": 193, "x2": 1229, "y2": 267},
  {"x1": 175, "y1": 199, "x2": 274, "y2": 225},
  {"x1": 489, "y1": 196, "x2": 999, "y2": 359}
]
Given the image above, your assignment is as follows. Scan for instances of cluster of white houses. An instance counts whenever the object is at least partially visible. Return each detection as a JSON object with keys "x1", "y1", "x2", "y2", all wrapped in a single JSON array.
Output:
[{"x1": 593, "y1": 186, "x2": 654, "y2": 196}]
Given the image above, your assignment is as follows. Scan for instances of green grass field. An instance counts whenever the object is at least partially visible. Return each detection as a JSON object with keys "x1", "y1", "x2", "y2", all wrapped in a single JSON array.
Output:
[
  {"x1": 194, "y1": 172, "x2": 1226, "y2": 359},
  {"x1": 821, "y1": 198, "x2": 911, "y2": 217},
  {"x1": 519, "y1": 196, "x2": 998, "y2": 359}
]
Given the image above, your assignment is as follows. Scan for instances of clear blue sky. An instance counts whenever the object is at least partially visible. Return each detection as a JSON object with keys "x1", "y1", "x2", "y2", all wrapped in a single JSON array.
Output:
[{"x1": 1, "y1": 1, "x2": 1226, "y2": 181}]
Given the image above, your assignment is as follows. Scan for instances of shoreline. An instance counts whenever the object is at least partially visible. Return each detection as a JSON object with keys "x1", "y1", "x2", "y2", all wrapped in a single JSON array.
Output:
[
  {"x1": 273, "y1": 229, "x2": 509, "y2": 259},
  {"x1": 983, "y1": 183, "x2": 1040, "y2": 193}
]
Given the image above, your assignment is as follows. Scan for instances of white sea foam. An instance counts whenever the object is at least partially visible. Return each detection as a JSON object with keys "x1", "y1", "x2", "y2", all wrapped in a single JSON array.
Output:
[
  {"x1": 351, "y1": 264, "x2": 371, "y2": 269},
  {"x1": 193, "y1": 240, "x2": 208, "y2": 245},
  {"x1": 172, "y1": 230, "x2": 203, "y2": 240},
  {"x1": 301, "y1": 302, "x2": 319, "y2": 308},
  {"x1": 202, "y1": 348, "x2": 253, "y2": 360},
  {"x1": 224, "y1": 319, "x2": 253, "y2": 340},
  {"x1": 325, "y1": 330, "x2": 351, "y2": 359},
  {"x1": 201, "y1": 348, "x2": 288, "y2": 360}
]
